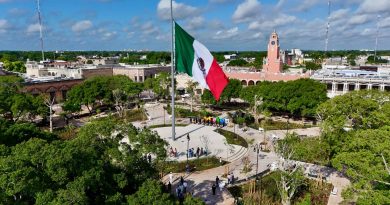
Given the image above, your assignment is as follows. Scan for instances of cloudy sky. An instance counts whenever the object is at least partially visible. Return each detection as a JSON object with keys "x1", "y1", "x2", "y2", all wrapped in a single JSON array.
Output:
[{"x1": 0, "y1": 0, "x2": 389, "y2": 51}]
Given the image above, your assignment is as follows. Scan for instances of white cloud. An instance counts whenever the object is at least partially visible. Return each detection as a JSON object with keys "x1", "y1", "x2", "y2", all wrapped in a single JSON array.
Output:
[
  {"x1": 380, "y1": 16, "x2": 390, "y2": 28},
  {"x1": 330, "y1": 9, "x2": 350, "y2": 21},
  {"x1": 157, "y1": 0, "x2": 198, "y2": 20},
  {"x1": 293, "y1": 0, "x2": 320, "y2": 12},
  {"x1": 141, "y1": 21, "x2": 159, "y2": 35},
  {"x1": 0, "y1": 19, "x2": 9, "y2": 33},
  {"x1": 232, "y1": 0, "x2": 261, "y2": 23},
  {"x1": 360, "y1": 28, "x2": 374, "y2": 36},
  {"x1": 26, "y1": 23, "x2": 41, "y2": 33},
  {"x1": 252, "y1": 32, "x2": 263, "y2": 39},
  {"x1": 348, "y1": 14, "x2": 371, "y2": 25},
  {"x1": 187, "y1": 16, "x2": 205, "y2": 30},
  {"x1": 275, "y1": 0, "x2": 285, "y2": 9},
  {"x1": 213, "y1": 27, "x2": 238, "y2": 39},
  {"x1": 71, "y1": 20, "x2": 93, "y2": 32},
  {"x1": 101, "y1": 31, "x2": 117, "y2": 40},
  {"x1": 7, "y1": 8, "x2": 27, "y2": 16},
  {"x1": 249, "y1": 13, "x2": 297, "y2": 30},
  {"x1": 0, "y1": 19, "x2": 8, "y2": 29},
  {"x1": 358, "y1": 0, "x2": 390, "y2": 13}
]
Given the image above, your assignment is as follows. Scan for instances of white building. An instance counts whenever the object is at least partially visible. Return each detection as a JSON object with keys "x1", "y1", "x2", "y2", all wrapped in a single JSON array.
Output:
[{"x1": 224, "y1": 54, "x2": 237, "y2": 60}]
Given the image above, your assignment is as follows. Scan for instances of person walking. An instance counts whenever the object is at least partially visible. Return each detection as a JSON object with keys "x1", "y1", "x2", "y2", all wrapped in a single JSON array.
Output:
[
  {"x1": 219, "y1": 157, "x2": 222, "y2": 164},
  {"x1": 147, "y1": 154, "x2": 152, "y2": 163},
  {"x1": 231, "y1": 173, "x2": 235, "y2": 184},
  {"x1": 196, "y1": 147, "x2": 200, "y2": 158},
  {"x1": 169, "y1": 172, "x2": 173, "y2": 184},
  {"x1": 178, "y1": 192, "x2": 184, "y2": 205},
  {"x1": 167, "y1": 181, "x2": 172, "y2": 193},
  {"x1": 216, "y1": 176, "x2": 220, "y2": 186},
  {"x1": 212, "y1": 183, "x2": 216, "y2": 195},
  {"x1": 183, "y1": 181, "x2": 187, "y2": 193},
  {"x1": 180, "y1": 176, "x2": 184, "y2": 185}
]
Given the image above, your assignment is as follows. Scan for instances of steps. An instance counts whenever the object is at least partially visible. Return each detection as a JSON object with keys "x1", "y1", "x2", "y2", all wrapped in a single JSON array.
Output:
[{"x1": 226, "y1": 146, "x2": 248, "y2": 162}]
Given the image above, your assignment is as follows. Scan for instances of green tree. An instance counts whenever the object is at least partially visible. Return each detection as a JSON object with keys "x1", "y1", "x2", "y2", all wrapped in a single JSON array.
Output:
[
  {"x1": 186, "y1": 80, "x2": 199, "y2": 112},
  {"x1": 304, "y1": 61, "x2": 321, "y2": 71},
  {"x1": 201, "y1": 78, "x2": 242, "y2": 105},
  {"x1": 0, "y1": 117, "x2": 168, "y2": 204},
  {"x1": 63, "y1": 75, "x2": 142, "y2": 115},
  {"x1": 331, "y1": 127, "x2": 390, "y2": 205},
  {"x1": 126, "y1": 179, "x2": 172, "y2": 205},
  {"x1": 227, "y1": 59, "x2": 249, "y2": 67},
  {"x1": 0, "y1": 76, "x2": 47, "y2": 122},
  {"x1": 153, "y1": 72, "x2": 171, "y2": 100}
]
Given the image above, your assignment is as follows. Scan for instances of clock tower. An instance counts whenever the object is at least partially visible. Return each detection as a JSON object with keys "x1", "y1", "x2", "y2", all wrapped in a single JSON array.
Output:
[{"x1": 263, "y1": 31, "x2": 283, "y2": 73}]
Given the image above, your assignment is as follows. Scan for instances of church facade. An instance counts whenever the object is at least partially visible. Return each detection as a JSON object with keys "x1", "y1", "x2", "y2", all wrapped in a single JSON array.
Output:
[
  {"x1": 263, "y1": 31, "x2": 283, "y2": 74},
  {"x1": 225, "y1": 31, "x2": 310, "y2": 85}
]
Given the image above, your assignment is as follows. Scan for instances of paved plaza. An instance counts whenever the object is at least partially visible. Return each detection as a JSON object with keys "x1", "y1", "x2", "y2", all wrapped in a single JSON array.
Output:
[
  {"x1": 135, "y1": 103, "x2": 350, "y2": 205},
  {"x1": 153, "y1": 124, "x2": 247, "y2": 162}
]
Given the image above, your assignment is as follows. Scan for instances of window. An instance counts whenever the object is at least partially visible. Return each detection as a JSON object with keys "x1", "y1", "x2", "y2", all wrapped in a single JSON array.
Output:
[
  {"x1": 139, "y1": 76, "x2": 143, "y2": 82},
  {"x1": 135, "y1": 76, "x2": 138, "y2": 82}
]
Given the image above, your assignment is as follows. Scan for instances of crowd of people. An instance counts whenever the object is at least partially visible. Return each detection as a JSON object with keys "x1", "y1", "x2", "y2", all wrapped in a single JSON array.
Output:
[
  {"x1": 169, "y1": 146, "x2": 178, "y2": 157},
  {"x1": 187, "y1": 146, "x2": 207, "y2": 159},
  {"x1": 190, "y1": 116, "x2": 228, "y2": 127}
]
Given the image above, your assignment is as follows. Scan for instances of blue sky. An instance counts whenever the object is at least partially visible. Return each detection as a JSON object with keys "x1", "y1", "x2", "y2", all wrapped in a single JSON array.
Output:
[{"x1": 0, "y1": 0, "x2": 389, "y2": 51}]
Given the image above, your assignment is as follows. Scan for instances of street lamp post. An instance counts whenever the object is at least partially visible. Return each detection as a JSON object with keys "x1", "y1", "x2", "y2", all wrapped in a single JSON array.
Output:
[
  {"x1": 253, "y1": 144, "x2": 260, "y2": 177},
  {"x1": 186, "y1": 134, "x2": 190, "y2": 165},
  {"x1": 253, "y1": 143, "x2": 263, "y2": 204}
]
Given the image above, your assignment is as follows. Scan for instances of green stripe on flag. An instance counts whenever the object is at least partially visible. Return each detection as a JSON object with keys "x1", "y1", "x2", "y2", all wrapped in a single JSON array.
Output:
[{"x1": 175, "y1": 22, "x2": 195, "y2": 76}]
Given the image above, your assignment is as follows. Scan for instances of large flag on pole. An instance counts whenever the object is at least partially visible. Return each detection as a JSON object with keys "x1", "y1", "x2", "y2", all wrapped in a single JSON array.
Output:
[{"x1": 175, "y1": 22, "x2": 229, "y2": 101}]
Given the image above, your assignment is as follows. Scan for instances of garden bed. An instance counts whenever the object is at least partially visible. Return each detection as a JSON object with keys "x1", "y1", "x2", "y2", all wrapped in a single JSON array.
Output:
[
  {"x1": 216, "y1": 129, "x2": 248, "y2": 148},
  {"x1": 123, "y1": 109, "x2": 148, "y2": 122},
  {"x1": 249, "y1": 120, "x2": 313, "y2": 131},
  {"x1": 228, "y1": 172, "x2": 332, "y2": 205},
  {"x1": 162, "y1": 156, "x2": 226, "y2": 173}
]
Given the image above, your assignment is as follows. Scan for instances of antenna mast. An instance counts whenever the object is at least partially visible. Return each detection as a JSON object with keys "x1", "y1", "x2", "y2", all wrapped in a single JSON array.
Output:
[
  {"x1": 374, "y1": 15, "x2": 380, "y2": 63},
  {"x1": 325, "y1": 0, "x2": 331, "y2": 52},
  {"x1": 37, "y1": 0, "x2": 45, "y2": 61}
]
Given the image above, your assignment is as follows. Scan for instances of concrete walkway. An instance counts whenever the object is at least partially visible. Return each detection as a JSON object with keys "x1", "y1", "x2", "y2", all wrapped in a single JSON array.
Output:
[{"x1": 141, "y1": 102, "x2": 349, "y2": 205}]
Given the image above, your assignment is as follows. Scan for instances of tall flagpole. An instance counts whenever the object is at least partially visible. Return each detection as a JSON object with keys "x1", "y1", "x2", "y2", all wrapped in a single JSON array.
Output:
[
  {"x1": 37, "y1": 0, "x2": 45, "y2": 61},
  {"x1": 374, "y1": 15, "x2": 380, "y2": 64},
  {"x1": 170, "y1": 0, "x2": 176, "y2": 140},
  {"x1": 325, "y1": 0, "x2": 331, "y2": 52}
]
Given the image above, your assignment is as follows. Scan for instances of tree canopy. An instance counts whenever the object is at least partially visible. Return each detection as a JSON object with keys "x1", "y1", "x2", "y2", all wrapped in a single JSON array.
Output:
[
  {"x1": 315, "y1": 90, "x2": 390, "y2": 204},
  {"x1": 240, "y1": 79, "x2": 327, "y2": 118},
  {"x1": 0, "y1": 117, "x2": 170, "y2": 204},
  {"x1": 0, "y1": 76, "x2": 47, "y2": 122},
  {"x1": 63, "y1": 75, "x2": 143, "y2": 114},
  {"x1": 201, "y1": 79, "x2": 242, "y2": 105}
]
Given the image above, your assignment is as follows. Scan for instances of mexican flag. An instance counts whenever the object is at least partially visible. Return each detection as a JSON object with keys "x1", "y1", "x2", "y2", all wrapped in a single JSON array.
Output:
[{"x1": 175, "y1": 22, "x2": 229, "y2": 101}]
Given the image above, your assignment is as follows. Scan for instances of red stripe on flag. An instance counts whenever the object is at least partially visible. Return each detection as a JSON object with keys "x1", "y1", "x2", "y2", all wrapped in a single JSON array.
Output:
[{"x1": 205, "y1": 59, "x2": 229, "y2": 101}]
